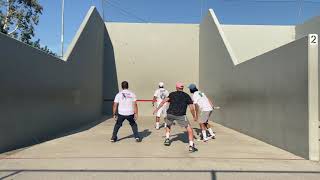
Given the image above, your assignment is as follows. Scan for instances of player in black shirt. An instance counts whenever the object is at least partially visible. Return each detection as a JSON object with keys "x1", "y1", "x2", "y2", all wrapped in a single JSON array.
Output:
[{"x1": 153, "y1": 82, "x2": 197, "y2": 152}]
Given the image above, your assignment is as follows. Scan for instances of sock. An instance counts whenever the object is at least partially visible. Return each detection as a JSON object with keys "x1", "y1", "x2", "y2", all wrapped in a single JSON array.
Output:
[
  {"x1": 189, "y1": 141, "x2": 194, "y2": 146},
  {"x1": 208, "y1": 128, "x2": 215, "y2": 136},
  {"x1": 156, "y1": 122, "x2": 160, "y2": 128},
  {"x1": 165, "y1": 132, "x2": 170, "y2": 139},
  {"x1": 202, "y1": 130, "x2": 207, "y2": 139}
]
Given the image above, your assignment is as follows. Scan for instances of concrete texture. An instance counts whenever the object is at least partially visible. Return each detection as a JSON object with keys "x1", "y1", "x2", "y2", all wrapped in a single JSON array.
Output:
[
  {"x1": 221, "y1": 25, "x2": 295, "y2": 63},
  {"x1": 199, "y1": 9, "x2": 319, "y2": 160},
  {"x1": 1, "y1": 117, "x2": 320, "y2": 180},
  {"x1": 0, "y1": 7, "x2": 116, "y2": 153},
  {"x1": 105, "y1": 23, "x2": 199, "y2": 115}
]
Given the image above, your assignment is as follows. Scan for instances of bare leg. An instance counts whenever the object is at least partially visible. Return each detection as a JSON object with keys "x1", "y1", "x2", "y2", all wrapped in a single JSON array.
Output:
[
  {"x1": 186, "y1": 125, "x2": 194, "y2": 146},
  {"x1": 155, "y1": 116, "x2": 160, "y2": 129}
]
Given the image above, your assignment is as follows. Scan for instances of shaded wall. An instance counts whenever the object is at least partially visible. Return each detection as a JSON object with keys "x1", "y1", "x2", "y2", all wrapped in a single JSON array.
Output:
[
  {"x1": 105, "y1": 23, "x2": 199, "y2": 115},
  {"x1": 0, "y1": 7, "x2": 112, "y2": 153},
  {"x1": 199, "y1": 10, "x2": 318, "y2": 159}
]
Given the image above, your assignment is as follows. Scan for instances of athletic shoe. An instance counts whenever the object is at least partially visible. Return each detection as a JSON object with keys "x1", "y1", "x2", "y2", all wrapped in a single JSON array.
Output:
[
  {"x1": 135, "y1": 137, "x2": 141, "y2": 142},
  {"x1": 164, "y1": 138, "x2": 171, "y2": 146},
  {"x1": 203, "y1": 137, "x2": 210, "y2": 142},
  {"x1": 156, "y1": 126, "x2": 160, "y2": 130},
  {"x1": 110, "y1": 137, "x2": 117, "y2": 142},
  {"x1": 208, "y1": 134, "x2": 216, "y2": 139},
  {"x1": 189, "y1": 145, "x2": 198, "y2": 152},
  {"x1": 199, "y1": 134, "x2": 204, "y2": 140}
]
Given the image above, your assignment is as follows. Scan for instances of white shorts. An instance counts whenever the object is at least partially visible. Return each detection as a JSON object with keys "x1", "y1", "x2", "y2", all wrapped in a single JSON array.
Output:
[{"x1": 156, "y1": 103, "x2": 167, "y2": 118}]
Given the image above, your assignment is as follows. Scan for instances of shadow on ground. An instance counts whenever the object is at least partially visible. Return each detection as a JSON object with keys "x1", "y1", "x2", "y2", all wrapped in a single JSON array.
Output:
[{"x1": 117, "y1": 129, "x2": 152, "y2": 141}]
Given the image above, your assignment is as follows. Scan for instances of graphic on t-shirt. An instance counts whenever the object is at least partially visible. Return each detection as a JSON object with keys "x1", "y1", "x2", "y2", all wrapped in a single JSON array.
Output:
[
  {"x1": 160, "y1": 90, "x2": 167, "y2": 99},
  {"x1": 121, "y1": 93, "x2": 133, "y2": 100}
]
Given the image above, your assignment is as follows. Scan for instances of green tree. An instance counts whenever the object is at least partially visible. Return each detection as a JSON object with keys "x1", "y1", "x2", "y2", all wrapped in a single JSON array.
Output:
[{"x1": 0, "y1": 0, "x2": 56, "y2": 56}]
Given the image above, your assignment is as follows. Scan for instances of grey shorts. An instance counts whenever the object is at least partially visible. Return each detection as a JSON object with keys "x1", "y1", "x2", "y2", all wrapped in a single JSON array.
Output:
[
  {"x1": 199, "y1": 111, "x2": 212, "y2": 123},
  {"x1": 165, "y1": 114, "x2": 190, "y2": 128}
]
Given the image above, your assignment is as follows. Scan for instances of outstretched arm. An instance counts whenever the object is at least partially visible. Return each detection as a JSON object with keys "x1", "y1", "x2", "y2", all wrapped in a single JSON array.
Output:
[{"x1": 153, "y1": 98, "x2": 169, "y2": 115}]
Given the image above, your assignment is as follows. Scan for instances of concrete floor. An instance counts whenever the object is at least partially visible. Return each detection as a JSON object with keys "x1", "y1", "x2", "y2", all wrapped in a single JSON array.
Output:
[{"x1": 1, "y1": 116, "x2": 320, "y2": 180}]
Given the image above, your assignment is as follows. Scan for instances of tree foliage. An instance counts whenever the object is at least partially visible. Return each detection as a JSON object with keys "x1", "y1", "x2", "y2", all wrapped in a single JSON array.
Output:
[{"x1": 0, "y1": 0, "x2": 56, "y2": 56}]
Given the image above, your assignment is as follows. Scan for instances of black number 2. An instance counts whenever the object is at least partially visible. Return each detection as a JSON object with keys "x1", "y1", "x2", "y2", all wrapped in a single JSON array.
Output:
[{"x1": 311, "y1": 35, "x2": 317, "y2": 44}]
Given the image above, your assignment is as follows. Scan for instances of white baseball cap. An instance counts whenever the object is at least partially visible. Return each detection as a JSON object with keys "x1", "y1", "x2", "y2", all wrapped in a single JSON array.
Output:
[{"x1": 159, "y1": 82, "x2": 164, "y2": 87}]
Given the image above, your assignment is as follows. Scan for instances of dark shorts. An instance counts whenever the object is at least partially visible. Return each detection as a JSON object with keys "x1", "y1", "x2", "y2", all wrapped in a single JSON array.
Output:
[{"x1": 165, "y1": 114, "x2": 190, "y2": 128}]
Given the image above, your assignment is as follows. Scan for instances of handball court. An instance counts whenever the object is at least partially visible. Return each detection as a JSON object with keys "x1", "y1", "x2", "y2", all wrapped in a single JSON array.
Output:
[
  {"x1": 1, "y1": 6, "x2": 320, "y2": 180},
  {"x1": 1, "y1": 116, "x2": 320, "y2": 180}
]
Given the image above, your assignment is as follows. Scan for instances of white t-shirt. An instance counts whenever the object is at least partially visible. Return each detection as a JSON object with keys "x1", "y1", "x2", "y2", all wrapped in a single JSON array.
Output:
[
  {"x1": 192, "y1": 91, "x2": 213, "y2": 112},
  {"x1": 114, "y1": 89, "x2": 137, "y2": 116},
  {"x1": 154, "y1": 88, "x2": 169, "y2": 105}
]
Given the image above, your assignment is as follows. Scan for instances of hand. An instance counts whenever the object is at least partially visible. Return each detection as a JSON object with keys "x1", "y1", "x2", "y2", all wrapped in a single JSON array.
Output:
[
  {"x1": 152, "y1": 103, "x2": 154, "y2": 107},
  {"x1": 113, "y1": 115, "x2": 117, "y2": 121},
  {"x1": 134, "y1": 114, "x2": 138, "y2": 121}
]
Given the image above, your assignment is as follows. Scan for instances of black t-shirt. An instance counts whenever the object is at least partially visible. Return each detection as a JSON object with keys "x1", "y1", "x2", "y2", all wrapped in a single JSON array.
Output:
[{"x1": 167, "y1": 91, "x2": 193, "y2": 116}]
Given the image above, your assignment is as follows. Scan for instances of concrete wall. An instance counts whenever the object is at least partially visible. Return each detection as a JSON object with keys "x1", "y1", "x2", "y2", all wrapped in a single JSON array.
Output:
[
  {"x1": 221, "y1": 25, "x2": 295, "y2": 63},
  {"x1": 296, "y1": 16, "x2": 320, "y2": 39},
  {"x1": 199, "y1": 10, "x2": 319, "y2": 160},
  {"x1": 105, "y1": 23, "x2": 199, "y2": 115},
  {"x1": 0, "y1": 7, "x2": 114, "y2": 153}
]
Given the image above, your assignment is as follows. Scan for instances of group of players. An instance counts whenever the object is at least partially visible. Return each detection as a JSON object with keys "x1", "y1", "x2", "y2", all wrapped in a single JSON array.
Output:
[{"x1": 110, "y1": 81, "x2": 217, "y2": 153}]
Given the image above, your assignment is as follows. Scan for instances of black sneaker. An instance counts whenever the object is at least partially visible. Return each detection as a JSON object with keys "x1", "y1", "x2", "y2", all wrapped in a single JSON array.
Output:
[
  {"x1": 110, "y1": 137, "x2": 117, "y2": 143},
  {"x1": 135, "y1": 137, "x2": 141, "y2": 142},
  {"x1": 164, "y1": 138, "x2": 171, "y2": 146},
  {"x1": 189, "y1": 145, "x2": 198, "y2": 152}
]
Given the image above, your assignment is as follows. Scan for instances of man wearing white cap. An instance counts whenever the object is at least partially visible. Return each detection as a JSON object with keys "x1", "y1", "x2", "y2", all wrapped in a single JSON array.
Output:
[{"x1": 152, "y1": 82, "x2": 169, "y2": 130}]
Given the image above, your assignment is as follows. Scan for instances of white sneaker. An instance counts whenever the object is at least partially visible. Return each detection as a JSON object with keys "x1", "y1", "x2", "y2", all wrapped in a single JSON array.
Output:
[
  {"x1": 156, "y1": 126, "x2": 160, "y2": 130},
  {"x1": 203, "y1": 137, "x2": 210, "y2": 142}
]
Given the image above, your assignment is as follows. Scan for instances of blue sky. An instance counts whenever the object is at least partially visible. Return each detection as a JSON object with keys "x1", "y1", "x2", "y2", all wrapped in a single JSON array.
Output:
[{"x1": 35, "y1": 0, "x2": 320, "y2": 55}]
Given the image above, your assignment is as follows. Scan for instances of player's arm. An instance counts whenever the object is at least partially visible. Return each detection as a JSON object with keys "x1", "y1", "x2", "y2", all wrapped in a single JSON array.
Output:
[
  {"x1": 153, "y1": 98, "x2": 169, "y2": 115},
  {"x1": 112, "y1": 102, "x2": 118, "y2": 120},
  {"x1": 152, "y1": 96, "x2": 157, "y2": 107},
  {"x1": 188, "y1": 104, "x2": 197, "y2": 121},
  {"x1": 195, "y1": 104, "x2": 200, "y2": 120},
  {"x1": 134, "y1": 101, "x2": 138, "y2": 120},
  {"x1": 208, "y1": 97, "x2": 220, "y2": 109}
]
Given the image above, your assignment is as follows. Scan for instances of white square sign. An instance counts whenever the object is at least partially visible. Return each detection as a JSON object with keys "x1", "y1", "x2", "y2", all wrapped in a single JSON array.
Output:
[{"x1": 309, "y1": 34, "x2": 318, "y2": 45}]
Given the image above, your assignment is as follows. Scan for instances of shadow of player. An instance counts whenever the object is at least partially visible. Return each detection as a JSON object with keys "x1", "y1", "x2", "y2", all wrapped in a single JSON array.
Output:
[{"x1": 117, "y1": 129, "x2": 152, "y2": 141}]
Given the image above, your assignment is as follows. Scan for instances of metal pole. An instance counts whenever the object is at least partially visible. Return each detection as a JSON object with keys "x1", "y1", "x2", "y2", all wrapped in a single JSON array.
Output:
[
  {"x1": 297, "y1": 0, "x2": 303, "y2": 23},
  {"x1": 61, "y1": 0, "x2": 65, "y2": 58},
  {"x1": 200, "y1": 0, "x2": 203, "y2": 20},
  {"x1": 101, "y1": 0, "x2": 105, "y2": 21}
]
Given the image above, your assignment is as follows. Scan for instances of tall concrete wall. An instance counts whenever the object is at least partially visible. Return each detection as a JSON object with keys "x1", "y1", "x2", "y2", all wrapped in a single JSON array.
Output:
[
  {"x1": 105, "y1": 23, "x2": 199, "y2": 115},
  {"x1": 296, "y1": 16, "x2": 320, "y2": 39},
  {"x1": 0, "y1": 7, "x2": 115, "y2": 153},
  {"x1": 199, "y1": 10, "x2": 319, "y2": 160},
  {"x1": 221, "y1": 25, "x2": 295, "y2": 63}
]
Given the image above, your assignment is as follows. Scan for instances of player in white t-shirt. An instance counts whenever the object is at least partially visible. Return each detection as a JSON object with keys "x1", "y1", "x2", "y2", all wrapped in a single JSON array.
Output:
[
  {"x1": 111, "y1": 81, "x2": 141, "y2": 142},
  {"x1": 152, "y1": 82, "x2": 169, "y2": 130},
  {"x1": 188, "y1": 83, "x2": 216, "y2": 142}
]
